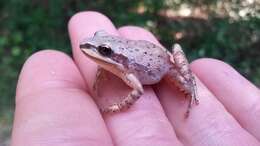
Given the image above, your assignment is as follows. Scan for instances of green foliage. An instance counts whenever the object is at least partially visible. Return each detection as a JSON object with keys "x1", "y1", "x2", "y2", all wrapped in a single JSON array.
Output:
[{"x1": 0, "y1": 0, "x2": 259, "y2": 114}]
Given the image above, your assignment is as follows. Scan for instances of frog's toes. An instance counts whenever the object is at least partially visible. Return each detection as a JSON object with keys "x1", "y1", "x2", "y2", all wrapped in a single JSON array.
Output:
[{"x1": 101, "y1": 104, "x2": 122, "y2": 113}]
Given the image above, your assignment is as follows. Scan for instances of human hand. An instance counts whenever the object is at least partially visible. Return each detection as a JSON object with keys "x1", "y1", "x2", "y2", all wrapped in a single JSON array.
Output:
[{"x1": 11, "y1": 11, "x2": 260, "y2": 146}]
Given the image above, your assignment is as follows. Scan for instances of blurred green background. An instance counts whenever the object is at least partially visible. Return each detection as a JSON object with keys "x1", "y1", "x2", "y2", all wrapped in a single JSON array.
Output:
[{"x1": 0, "y1": 0, "x2": 259, "y2": 145}]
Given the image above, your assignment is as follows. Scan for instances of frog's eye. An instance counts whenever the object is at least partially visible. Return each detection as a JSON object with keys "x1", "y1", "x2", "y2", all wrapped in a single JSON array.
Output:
[{"x1": 97, "y1": 45, "x2": 113, "y2": 56}]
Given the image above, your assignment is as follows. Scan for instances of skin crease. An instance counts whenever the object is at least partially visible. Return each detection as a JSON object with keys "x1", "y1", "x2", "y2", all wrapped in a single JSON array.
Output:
[{"x1": 11, "y1": 11, "x2": 260, "y2": 146}]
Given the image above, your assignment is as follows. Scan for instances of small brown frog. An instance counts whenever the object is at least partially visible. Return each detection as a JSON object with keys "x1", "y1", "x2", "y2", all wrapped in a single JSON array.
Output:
[{"x1": 80, "y1": 30, "x2": 199, "y2": 116}]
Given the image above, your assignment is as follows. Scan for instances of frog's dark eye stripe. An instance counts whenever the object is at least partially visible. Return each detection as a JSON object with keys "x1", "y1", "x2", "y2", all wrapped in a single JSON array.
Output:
[
  {"x1": 98, "y1": 45, "x2": 113, "y2": 56},
  {"x1": 79, "y1": 43, "x2": 92, "y2": 49}
]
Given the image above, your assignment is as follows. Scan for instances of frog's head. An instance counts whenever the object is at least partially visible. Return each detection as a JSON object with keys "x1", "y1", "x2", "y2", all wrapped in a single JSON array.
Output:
[{"x1": 79, "y1": 30, "x2": 125, "y2": 70}]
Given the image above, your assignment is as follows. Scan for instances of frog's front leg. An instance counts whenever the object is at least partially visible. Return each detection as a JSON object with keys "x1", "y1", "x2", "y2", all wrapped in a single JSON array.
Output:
[
  {"x1": 93, "y1": 67, "x2": 107, "y2": 97},
  {"x1": 102, "y1": 73, "x2": 144, "y2": 113},
  {"x1": 165, "y1": 44, "x2": 199, "y2": 117}
]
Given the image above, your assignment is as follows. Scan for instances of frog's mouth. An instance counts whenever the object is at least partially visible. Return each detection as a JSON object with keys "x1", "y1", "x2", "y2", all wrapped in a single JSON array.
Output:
[
  {"x1": 80, "y1": 47, "x2": 111, "y2": 63},
  {"x1": 80, "y1": 43, "x2": 124, "y2": 70}
]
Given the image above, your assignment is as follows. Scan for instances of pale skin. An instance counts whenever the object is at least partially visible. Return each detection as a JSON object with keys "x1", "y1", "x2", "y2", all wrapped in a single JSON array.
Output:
[
  {"x1": 11, "y1": 12, "x2": 260, "y2": 146},
  {"x1": 80, "y1": 30, "x2": 198, "y2": 115}
]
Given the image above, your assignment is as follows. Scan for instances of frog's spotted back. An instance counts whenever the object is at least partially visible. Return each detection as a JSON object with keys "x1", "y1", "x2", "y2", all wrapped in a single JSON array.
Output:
[{"x1": 91, "y1": 32, "x2": 172, "y2": 84}]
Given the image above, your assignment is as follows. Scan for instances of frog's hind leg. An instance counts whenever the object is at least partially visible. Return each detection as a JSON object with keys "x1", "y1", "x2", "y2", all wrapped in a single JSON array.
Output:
[
  {"x1": 165, "y1": 44, "x2": 199, "y2": 117},
  {"x1": 102, "y1": 73, "x2": 144, "y2": 113}
]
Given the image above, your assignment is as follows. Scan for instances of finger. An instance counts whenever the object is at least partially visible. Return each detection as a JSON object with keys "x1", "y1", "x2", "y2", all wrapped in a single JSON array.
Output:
[
  {"x1": 68, "y1": 11, "x2": 118, "y2": 93},
  {"x1": 69, "y1": 11, "x2": 134, "y2": 145},
  {"x1": 191, "y1": 58, "x2": 260, "y2": 140},
  {"x1": 12, "y1": 50, "x2": 113, "y2": 146},
  {"x1": 69, "y1": 11, "x2": 183, "y2": 145},
  {"x1": 155, "y1": 63, "x2": 260, "y2": 145},
  {"x1": 101, "y1": 26, "x2": 182, "y2": 146}
]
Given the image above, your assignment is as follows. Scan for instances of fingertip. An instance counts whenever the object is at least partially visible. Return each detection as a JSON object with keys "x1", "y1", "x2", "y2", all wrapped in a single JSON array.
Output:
[
  {"x1": 68, "y1": 11, "x2": 118, "y2": 91},
  {"x1": 68, "y1": 11, "x2": 113, "y2": 29},
  {"x1": 118, "y1": 26, "x2": 161, "y2": 45},
  {"x1": 190, "y1": 57, "x2": 252, "y2": 86},
  {"x1": 68, "y1": 11, "x2": 117, "y2": 43},
  {"x1": 16, "y1": 49, "x2": 86, "y2": 102},
  {"x1": 20, "y1": 49, "x2": 72, "y2": 72},
  {"x1": 190, "y1": 58, "x2": 233, "y2": 71},
  {"x1": 12, "y1": 49, "x2": 113, "y2": 146}
]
